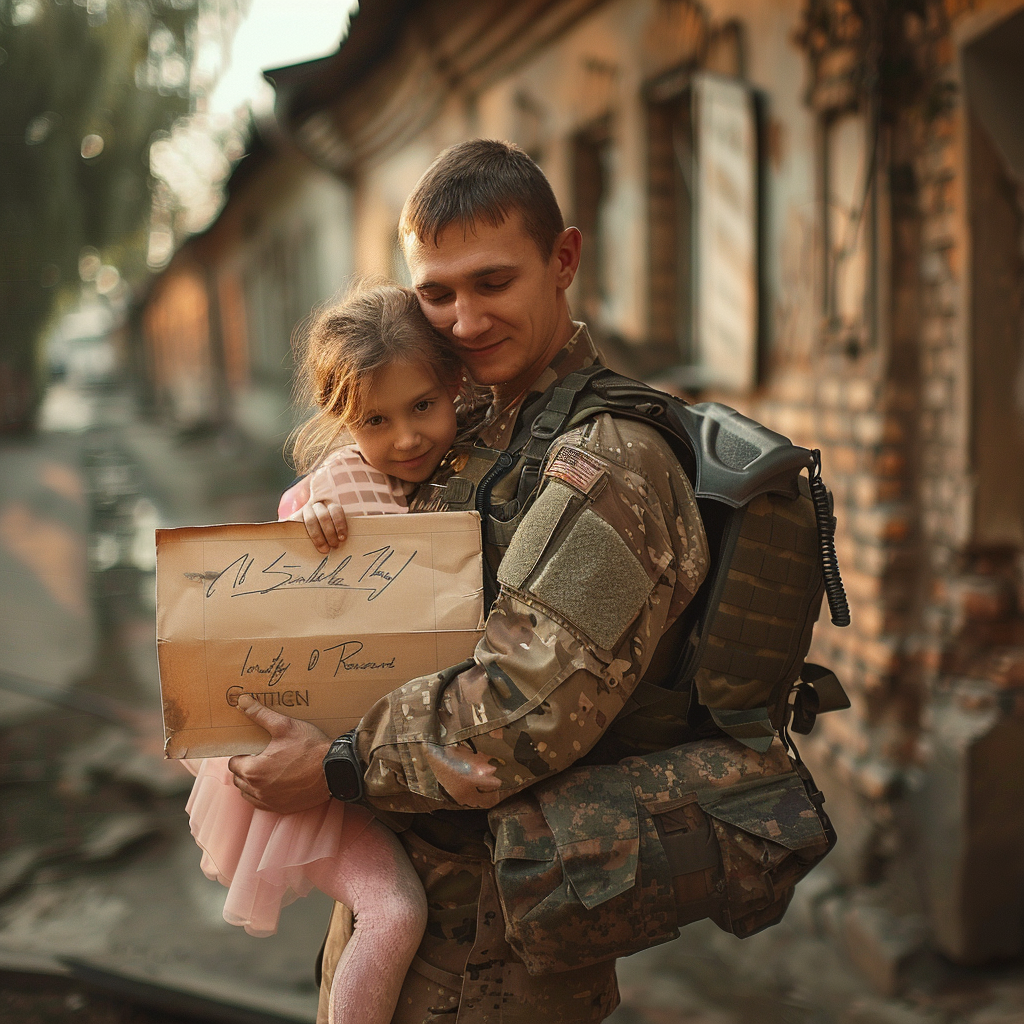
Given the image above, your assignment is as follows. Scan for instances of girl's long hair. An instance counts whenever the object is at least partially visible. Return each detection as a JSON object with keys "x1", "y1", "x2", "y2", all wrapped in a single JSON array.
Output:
[{"x1": 288, "y1": 283, "x2": 465, "y2": 475}]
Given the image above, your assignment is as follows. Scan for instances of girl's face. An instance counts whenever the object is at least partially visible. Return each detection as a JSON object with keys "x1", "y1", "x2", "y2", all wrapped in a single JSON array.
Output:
[{"x1": 347, "y1": 360, "x2": 458, "y2": 483}]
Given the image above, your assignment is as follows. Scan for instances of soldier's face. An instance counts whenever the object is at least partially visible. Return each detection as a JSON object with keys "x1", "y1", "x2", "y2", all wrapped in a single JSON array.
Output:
[{"x1": 405, "y1": 212, "x2": 579, "y2": 399}]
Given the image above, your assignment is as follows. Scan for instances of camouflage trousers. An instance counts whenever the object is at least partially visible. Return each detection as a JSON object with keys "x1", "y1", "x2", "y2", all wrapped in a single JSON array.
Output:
[{"x1": 317, "y1": 828, "x2": 619, "y2": 1023}]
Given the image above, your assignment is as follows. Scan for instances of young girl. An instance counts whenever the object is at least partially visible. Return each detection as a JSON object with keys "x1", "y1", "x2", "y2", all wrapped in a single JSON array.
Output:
[{"x1": 185, "y1": 284, "x2": 475, "y2": 1024}]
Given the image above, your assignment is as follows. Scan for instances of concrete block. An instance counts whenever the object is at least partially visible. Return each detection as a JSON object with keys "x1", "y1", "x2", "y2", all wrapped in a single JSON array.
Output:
[
  {"x1": 922, "y1": 210, "x2": 956, "y2": 250},
  {"x1": 875, "y1": 449, "x2": 907, "y2": 479},
  {"x1": 923, "y1": 376, "x2": 952, "y2": 410},
  {"x1": 844, "y1": 378, "x2": 878, "y2": 413},
  {"x1": 786, "y1": 864, "x2": 844, "y2": 936},
  {"x1": 912, "y1": 686, "x2": 1024, "y2": 963},
  {"x1": 853, "y1": 413, "x2": 886, "y2": 446},
  {"x1": 840, "y1": 903, "x2": 930, "y2": 997},
  {"x1": 819, "y1": 377, "x2": 843, "y2": 407},
  {"x1": 947, "y1": 575, "x2": 1015, "y2": 624},
  {"x1": 921, "y1": 314, "x2": 951, "y2": 346},
  {"x1": 823, "y1": 410, "x2": 851, "y2": 442}
]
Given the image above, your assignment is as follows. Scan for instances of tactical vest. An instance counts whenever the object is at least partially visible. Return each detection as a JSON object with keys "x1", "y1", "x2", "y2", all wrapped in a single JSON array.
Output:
[{"x1": 416, "y1": 364, "x2": 850, "y2": 757}]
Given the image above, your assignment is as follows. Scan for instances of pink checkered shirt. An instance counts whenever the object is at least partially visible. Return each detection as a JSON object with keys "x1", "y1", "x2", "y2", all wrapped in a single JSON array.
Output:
[{"x1": 286, "y1": 444, "x2": 411, "y2": 520}]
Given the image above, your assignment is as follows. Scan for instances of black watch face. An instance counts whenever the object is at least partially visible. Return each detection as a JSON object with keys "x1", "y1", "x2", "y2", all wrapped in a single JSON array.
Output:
[{"x1": 325, "y1": 756, "x2": 361, "y2": 801}]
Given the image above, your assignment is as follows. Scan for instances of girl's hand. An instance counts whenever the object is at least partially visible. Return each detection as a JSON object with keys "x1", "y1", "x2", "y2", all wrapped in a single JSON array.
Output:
[{"x1": 301, "y1": 499, "x2": 349, "y2": 554}]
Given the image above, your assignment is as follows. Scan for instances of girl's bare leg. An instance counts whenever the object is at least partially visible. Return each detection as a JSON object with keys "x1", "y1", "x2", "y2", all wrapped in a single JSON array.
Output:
[{"x1": 306, "y1": 819, "x2": 427, "y2": 1024}]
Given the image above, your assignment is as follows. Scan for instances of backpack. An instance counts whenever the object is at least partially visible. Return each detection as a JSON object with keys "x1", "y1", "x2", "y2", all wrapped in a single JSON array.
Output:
[
  {"x1": 470, "y1": 363, "x2": 853, "y2": 971},
  {"x1": 475, "y1": 363, "x2": 851, "y2": 750}
]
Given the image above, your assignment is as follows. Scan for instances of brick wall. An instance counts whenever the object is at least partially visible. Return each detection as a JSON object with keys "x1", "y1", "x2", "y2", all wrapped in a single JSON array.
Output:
[{"x1": 775, "y1": 0, "x2": 1024, "y2": 962}]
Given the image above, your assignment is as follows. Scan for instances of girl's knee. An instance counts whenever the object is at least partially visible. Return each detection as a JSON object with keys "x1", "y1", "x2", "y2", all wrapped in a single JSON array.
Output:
[{"x1": 355, "y1": 881, "x2": 426, "y2": 939}]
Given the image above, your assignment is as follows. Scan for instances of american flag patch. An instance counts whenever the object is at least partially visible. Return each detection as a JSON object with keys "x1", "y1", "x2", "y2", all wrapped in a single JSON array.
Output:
[{"x1": 545, "y1": 445, "x2": 606, "y2": 494}]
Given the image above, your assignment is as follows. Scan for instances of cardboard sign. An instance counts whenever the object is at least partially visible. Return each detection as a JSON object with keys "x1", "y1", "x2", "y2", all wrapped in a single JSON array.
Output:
[{"x1": 156, "y1": 513, "x2": 484, "y2": 758}]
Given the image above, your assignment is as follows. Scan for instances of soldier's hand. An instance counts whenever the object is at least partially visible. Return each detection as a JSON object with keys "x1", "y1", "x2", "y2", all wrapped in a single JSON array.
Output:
[
  {"x1": 301, "y1": 499, "x2": 349, "y2": 554},
  {"x1": 228, "y1": 695, "x2": 333, "y2": 813}
]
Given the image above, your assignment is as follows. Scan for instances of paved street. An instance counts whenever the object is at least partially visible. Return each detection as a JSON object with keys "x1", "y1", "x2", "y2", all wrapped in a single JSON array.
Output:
[{"x1": 0, "y1": 384, "x2": 320, "y2": 1023}]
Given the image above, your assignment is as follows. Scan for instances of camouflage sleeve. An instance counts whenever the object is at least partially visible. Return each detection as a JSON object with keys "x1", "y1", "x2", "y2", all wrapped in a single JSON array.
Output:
[{"x1": 355, "y1": 415, "x2": 710, "y2": 814}]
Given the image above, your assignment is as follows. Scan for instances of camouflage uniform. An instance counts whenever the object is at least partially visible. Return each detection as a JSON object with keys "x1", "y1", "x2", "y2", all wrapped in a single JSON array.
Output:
[{"x1": 324, "y1": 325, "x2": 710, "y2": 1023}]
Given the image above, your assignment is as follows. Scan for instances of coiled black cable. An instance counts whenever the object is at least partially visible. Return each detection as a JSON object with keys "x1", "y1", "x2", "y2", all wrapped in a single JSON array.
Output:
[{"x1": 809, "y1": 449, "x2": 851, "y2": 627}]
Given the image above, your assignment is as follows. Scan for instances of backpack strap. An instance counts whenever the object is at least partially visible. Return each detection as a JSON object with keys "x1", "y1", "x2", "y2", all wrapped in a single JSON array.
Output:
[
  {"x1": 514, "y1": 365, "x2": 609, "y2": 506},
  {"x1": 471, "y1": 366, "x2": 607, "y2": 607},
  {"x1": 472, "y1": 365, "x2": 607, "y2": 528}
]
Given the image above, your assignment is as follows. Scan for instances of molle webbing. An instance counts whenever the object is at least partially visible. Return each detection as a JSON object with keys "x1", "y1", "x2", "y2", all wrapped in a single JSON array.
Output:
[{"x1": 694, "y1": 485, "x2": 825, "y2": 749}]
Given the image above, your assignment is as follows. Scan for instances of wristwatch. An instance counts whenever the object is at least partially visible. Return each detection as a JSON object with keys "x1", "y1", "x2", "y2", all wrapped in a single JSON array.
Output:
[{"x1": 323, "y1": 729, "x2": 364, "y2": 802}]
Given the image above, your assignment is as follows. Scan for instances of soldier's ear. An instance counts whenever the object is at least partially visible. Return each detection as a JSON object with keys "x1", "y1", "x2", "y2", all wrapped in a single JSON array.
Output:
[{"x1": 551, "y1": 227, "x2": 582, "y2": 290}]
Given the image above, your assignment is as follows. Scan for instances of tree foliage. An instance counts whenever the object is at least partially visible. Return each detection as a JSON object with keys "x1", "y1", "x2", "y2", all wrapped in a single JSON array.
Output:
[{"x1": 0, "y1": 0, "x2": 193, "y2": 428}]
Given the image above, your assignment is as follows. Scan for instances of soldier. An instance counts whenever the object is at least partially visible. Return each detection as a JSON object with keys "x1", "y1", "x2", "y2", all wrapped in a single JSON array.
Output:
[{"x1": 228, "y1": 139, "x2": 711, "y2": 1023}]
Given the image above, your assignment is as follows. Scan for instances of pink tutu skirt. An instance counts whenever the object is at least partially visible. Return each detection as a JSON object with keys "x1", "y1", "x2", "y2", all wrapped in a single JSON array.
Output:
[{"x1": 184, "y1": 758, "x2": 372, "y2": 937}]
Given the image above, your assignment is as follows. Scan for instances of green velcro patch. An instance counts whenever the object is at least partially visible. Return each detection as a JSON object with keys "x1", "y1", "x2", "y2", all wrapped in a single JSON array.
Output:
[
  {"x1": 497, "y1": 480, "x2": 576, "y2": 590},
  {"x1": 530, "y1": 508, "x2": 655, "y2": 650}
]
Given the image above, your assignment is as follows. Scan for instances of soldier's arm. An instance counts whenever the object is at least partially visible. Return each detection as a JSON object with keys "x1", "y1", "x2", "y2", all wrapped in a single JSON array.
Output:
[{"x1": 355, "y1": 417, "x2": 710, "y2": 814}]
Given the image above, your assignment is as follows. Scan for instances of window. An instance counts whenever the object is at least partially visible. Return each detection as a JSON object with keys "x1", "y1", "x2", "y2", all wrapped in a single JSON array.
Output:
[
  {"x1": 692, "y1": 73, "x2": 760, "y2": 391},
  {"x1": 571, "y1": 116, "x2": 613, "y2": 330},
  {"x1": 820, "y1": 108, "x2": 877, "y2": 354},
  {"x1": 646, "y1": 72, "x2": 760, "y2": 390},
  {"x1": 646, "y1": 82, "x2": 695, "y2": 368}
]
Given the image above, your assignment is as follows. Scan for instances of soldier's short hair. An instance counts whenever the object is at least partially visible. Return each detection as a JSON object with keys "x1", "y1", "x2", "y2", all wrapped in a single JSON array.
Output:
[{"x1": 400, "y1": 139, "x2": 564, "y2": 258}]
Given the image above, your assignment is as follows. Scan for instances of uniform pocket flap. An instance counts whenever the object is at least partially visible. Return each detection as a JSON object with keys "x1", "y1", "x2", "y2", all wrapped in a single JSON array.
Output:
[
  {"x1": 534, "y1": 764, "x2": 640, "y2": 910},
  {"x1": 490, "y1": 795, "x2": 557, "y2": 863},
  {"x1": 698, "y1": 772, "x2": 825, "y2": 852}
]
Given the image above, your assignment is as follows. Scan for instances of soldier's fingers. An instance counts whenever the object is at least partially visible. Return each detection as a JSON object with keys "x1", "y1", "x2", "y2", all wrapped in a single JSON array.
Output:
[
  {"x1": 230, "y1": 770, "x2": 271, "y2": 810},
  {"x1": 237, "y1": 692, "x2": 298, "y2": 739},
  {"x1": 301, "y1": 503, "x2": 331, "y2": 553}
]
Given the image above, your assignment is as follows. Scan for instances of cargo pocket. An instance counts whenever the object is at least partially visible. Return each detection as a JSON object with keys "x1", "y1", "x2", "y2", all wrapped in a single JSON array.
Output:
[
  {"x1": 490, "y1": 796, "x2": 561, "y2": 929},
  {"x1": 696, "y1": 765, "x2": 831, "y2": 938},
  {"x1": 698, "y1": 770, "x2": 828, "y2": 852},
  {"x1": 490, "y1": 765, "x2": 678, "y2": 976},
  {"x1": 532, "y1": 765, "x2": 641, "y2": 909}
]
